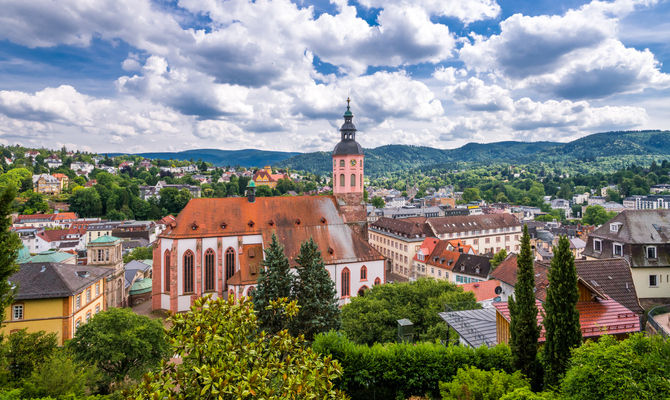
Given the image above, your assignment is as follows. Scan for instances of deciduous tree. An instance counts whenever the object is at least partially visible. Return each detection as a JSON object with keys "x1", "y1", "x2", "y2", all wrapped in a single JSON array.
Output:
[{"x1": 0, "y1": 185, "x2": 21, "y2": 312}]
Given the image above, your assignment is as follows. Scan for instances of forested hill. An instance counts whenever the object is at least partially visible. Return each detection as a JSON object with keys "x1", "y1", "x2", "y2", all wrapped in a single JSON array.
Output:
[
  {"x1": 277, "y1": 130, "x2": 670, "y2": 175},
  {"x1": 111, "y1": 149, "x2": 300, "y2": 167}
]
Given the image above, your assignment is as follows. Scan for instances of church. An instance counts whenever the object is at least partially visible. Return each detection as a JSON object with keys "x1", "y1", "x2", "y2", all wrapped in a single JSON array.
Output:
[{"x1": 151, "y1": 101, "x2": 385, "y2": 312}]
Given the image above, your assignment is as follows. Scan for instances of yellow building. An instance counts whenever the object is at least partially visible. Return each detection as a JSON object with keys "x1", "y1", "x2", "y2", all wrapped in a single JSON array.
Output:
[
  {"x1": 32, "y1": 174, "x2": 61, "y2": 196},
  {"x1": 3, "y1": 262, "x2": 111, "y2": 345}
]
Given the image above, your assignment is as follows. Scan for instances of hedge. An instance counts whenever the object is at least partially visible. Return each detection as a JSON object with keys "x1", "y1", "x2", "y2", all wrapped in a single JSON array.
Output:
[{"x1": 312, "y1": 331, "x2": 513, "y2": 399}]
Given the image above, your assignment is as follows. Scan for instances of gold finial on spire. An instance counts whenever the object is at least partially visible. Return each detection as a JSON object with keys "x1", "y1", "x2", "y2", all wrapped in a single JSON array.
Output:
[{"x1": 346, "y1": 97, "x2": 351, "y2": 108}]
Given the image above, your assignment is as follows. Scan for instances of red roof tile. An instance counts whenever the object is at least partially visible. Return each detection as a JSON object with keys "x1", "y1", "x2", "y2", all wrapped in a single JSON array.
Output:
[
  {"x1": 461, "y1": 279, "x2": 502, "y2": 301},
  {"x1": 494, "y1": 299, "x2": 640, "y2": 341}
]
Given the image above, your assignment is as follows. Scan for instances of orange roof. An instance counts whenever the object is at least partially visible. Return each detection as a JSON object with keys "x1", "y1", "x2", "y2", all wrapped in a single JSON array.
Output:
[
  {"x1": 37, "y1": 228, "x2": 85, "y2": 242},
  {"x1": 446, "y1": 239, "x2": 475, "y2": 255},
  {"x1": 413, "y1": 237, "x2": 439, "y2": 261},
  {"x1": 425, "y1": 240, "x2": 461, "y2": 270},
  {"x1": 161, "y1": 196, "x2": 383, "y2": 266},
  {"x1": 52, "y1": 173, "x2": 68, "y2": 179},
  {"x1": 460, "y1": 279, "x2": 502, "y2": 301},
  {"x1": 53, "y1": 212, "x2": 77, "y2": 221},
  {"x1": 494, "y1": 299, "x2": 640, "y2": 341}
]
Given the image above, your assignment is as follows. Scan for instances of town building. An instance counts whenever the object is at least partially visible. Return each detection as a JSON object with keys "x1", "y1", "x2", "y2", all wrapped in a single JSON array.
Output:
[
  {"x1": 139, "y1": 181, "x2": 201, "y2": 200},
  {"x1": 650, "y1": 184, "x2": 670, "y2": 194},
  {"x1": 253, "y1": 166, "x2": 289, "y2": 188},
  {"x1": 52, "y1": 173, "x2": 69, "y2": 190},
  {"x1": 32, "y1": 174, "x2": 61, "y2": 195},
  {"x1": 622, "y1": 195, "x2": 670, "y2": 210},
  {"x1": 369, "y1": 217, "x2": 432, "y2": 278},
  {"x1": 583, "y1": 210, "x2": 670, "y2": 302},
  {"x1": 411, "y1": 237, "x2": 490, "y2": 283},
  {"x1": 152, "y1": 101, "x2": 383, "y2": 313},
  {"x1": 86, "y1": 236, "x2": 125, "y2": 308},
  {"x1": 2, "y1": 262, "x2": 111, "y2": 345}
]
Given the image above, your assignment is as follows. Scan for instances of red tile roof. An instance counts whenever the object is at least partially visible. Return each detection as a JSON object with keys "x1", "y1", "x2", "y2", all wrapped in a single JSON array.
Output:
[
  {"x1": 53, "y1": 212, "x2": 78, "y2": 221},
  {"x1": 461, "y1": 279, "x2": 502, "y2": 301},
  {"x1": 413, "y1": 237, "x2": 439, "y2": 261},
  {"x1": 228, "y1": 244, "x2": 263, "y2": 286},
  {"x1": 428, "y1": 213, "x2": 521, "y2": 235},
  {"x1": 494, "y1": 299, "x2": 640, "y2": 341},
  {"x1": 37, "y1": 228, "x2": 85, "y2": 242},
  {"x1": 161, "y1": 196, "x2": 383, "y2": 266}
]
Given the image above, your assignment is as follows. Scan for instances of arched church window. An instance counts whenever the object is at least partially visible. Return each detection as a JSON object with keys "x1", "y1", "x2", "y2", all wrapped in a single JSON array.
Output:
[
  {"x1": 183, "y1": 251, "x2": 194, "y2": 293},
  {"x1": 341, "y1": 268, "x2": 350, "y2": 297},
  {"x1": 350, "y1": 174, "x2": 356, "y2": 187},
  {"x1": 225, "y1": 247, "x2": 236, "y2": 285},
  {"x1": 164, "y1": 250, "x2": 170, "y2": 292},
  {"x1": 205, "y1": 248, "x2": 215, "y2": 292},
  {"x1": 339, "y1": 174, "x2": 345, "y2": 187}
]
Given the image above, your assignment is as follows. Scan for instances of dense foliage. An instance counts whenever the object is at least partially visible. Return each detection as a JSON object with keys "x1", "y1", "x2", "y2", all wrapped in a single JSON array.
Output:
[
  {"x1": 439, "y1": 366, "x2": 529, "y2": 400},
  {"x1": 68, "y1": 308, "x2": 168, "y2": 392},
  {"x1": 313, "y1": 331, "x2": 513, "y2": 399},
  {"x1": 543, "y1": 237, "x2": 581, "y2": 388},
  {"x1": 561, "y1": 334, "x2": 670, "y2": 399},
  {"x1": 341, "y1": 278, "x2": 479, "y2": 345},
  {"x1": 131, "y1": 297, "x2": 345, "y2": 399},
  {"x1": 0, "y1": 185, "x2": 21, "y2": 311}
]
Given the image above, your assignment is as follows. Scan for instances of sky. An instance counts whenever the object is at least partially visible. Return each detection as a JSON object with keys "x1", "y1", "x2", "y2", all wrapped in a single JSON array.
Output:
[{"x1": 1, "y1": 0, "x2": 670, "y2": 153}]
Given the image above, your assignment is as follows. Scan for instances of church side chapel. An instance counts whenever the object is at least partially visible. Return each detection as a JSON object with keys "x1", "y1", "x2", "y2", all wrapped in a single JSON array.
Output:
[{"x1": 152, "y1": 101, "x2": 385, "y2": 312}]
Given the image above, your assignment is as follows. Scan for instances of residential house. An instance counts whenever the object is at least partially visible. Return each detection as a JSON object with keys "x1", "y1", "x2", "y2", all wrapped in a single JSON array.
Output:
[
  {"x1": 52, "y1": 173, "x2": 69, "y2": 191},
  {"x1": 650, "y1": 184, "x2": 670, "y2": 194},
  {"x1": 583, "y1": 210, "x2": 670, "y2": 301},
  {"x1": 427, "y1": 214, "x2": 522, "y2": 255},
  {"x1": 24, "y1": 150, "x2": 40, "y2": 159},
  {"x1": 139, "y1": 181, "x2": 201, "y2": 200},
  {"x1": 253, "y1": 166, "x2": 289, "y2": 188},
  {"x1": 70, "y1": 162, "x2": 94, "y2": 175},
  {"x1": 549, "y1": 198, "x2": 572, "y2": 218},
  {"x1": 86, "y1": 222, "x2": 120, "y2": 242},
  {"x1": 411, "y1": 237, "x2": 489, "y2": 283},
  {"x1": 460, "y1": 279, "x2": 503, "y2": 308},
  {"x1": 112, "y1": 220, "x2": 158, "y2": 243},
  {"x1": 369, "y1": 217, "x2": 433, "y2": 278},
  {"x1": 2, "y1": 263, "x2": 111, "y2": 345},
  {"x1": 45, "y1": 155, "x2": 62, "y2": 169},
  {"x1": 33, "y1": 174, "x2": 61, "y2": 195},
  {"x1": 35, "y1": 228, "x2": 87, "y2": 252}
]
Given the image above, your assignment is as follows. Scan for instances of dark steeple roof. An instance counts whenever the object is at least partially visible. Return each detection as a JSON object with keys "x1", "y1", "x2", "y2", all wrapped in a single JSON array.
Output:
[{"x1": 333, "y1": 98, "x2": 363, "y2": 156}]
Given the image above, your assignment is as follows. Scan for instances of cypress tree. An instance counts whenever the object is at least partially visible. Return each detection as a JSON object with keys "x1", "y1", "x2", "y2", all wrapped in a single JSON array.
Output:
[
  {"x1": 0, "y1": 185, "x2": 21, "y2": 313},
  {"x1": 508, "y1": 224, "x2": 542, "y2": 389},
  {"x1": 543, "y1": 235, "x2": 581, "y2": 388},
  {"x1": 252, "y1": 234, "x2": 293, "y2": 334},
  {"x1": 291, "y1": 238, "x2": 340, "y2": 340}
]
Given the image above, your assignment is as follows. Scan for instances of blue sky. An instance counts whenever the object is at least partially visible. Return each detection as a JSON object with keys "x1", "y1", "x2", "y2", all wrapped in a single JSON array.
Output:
[{"x1": 0, "y1": 0, "x2": 668, "y2": 153}]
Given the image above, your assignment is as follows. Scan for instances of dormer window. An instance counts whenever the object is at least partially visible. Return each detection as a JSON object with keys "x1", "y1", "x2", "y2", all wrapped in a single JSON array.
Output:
[
  {"x1": 613, "y1": 243, "x2": 623, "y2": 257},
  {"x1": 610, "y1": 222, "x2": 622, "y2": 233},
  {"x1": 647, "y1": 246, "x2": 657, "y2": 259},
  {"x1": 593, "y1": 239, "x2": 602, "y2": 253}
]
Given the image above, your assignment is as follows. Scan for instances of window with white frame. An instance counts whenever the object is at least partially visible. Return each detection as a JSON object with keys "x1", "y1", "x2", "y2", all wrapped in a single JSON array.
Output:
[
  {"x1": 95, "y1": 304, "x2": 100, "y2": 314},
  {"x1": 647, "y1": 246, "x2": 657, "y2": 259},
  {"x1": 610, "y1": 222, "x2": 622, "y2": 233},
  {"x1": 12, "y1": 304, "x2": 23, "y2": 320},
  {"x1": 649, "y1": 274, "x2": 658, "y2": 287},
  {"x1": 75, "y1": 295, "x2": 81, "y2": 310},
  {"x1": 613, "y1": 243, "x2": 623, "y2": 257},
  {"x1": 593, "y1": 239, "x2": 602, "y2": 252},
  {"x1": 95, "y1": 282, "x2": 100, "y2": 296}
]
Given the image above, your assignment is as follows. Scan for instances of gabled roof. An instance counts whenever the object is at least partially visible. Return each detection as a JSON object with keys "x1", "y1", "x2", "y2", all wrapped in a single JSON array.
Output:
[
  {"x1": 161, "y1": 196, "x2": 383, "y2": 265},
  {"x1": 370, "y1": 216, "x2": 432, "y2": 239},
  {"x1": 461, "y1": 279, "x2": 502, "y2": 302},
  {"x1": 588, "y1": 210, "x2": 670, "y2": 244},
  {"x1": 494, "y1": 299, "x2": 640, "y2": 341},
  {"x1": 37, "y1": 228, "x2": 84, "y2": 243},
  {"x1": 414, "y1": 237, "x2": 439, "y2": 261},
  {"x1": 490, "y1": 255, "x2": 550, "y2": 301},
  {"x1": 573, "y1": 258, "x2": 643, "y2": 315},
  {"x1": 228, "y1": 244, "x2": 264, "y2": 286},
  {"x1": 22, "y1": 250, "x2": 76, "y2": 264},
  {"x1": 427, "y1": 213, "x2": 520, "y2": 235},
  {"x1": 11, "y1": 263, "x2": 112, "y2": 300},
  {"x1": 452, "y1": 254, "x2": 492, "y2": 279}
]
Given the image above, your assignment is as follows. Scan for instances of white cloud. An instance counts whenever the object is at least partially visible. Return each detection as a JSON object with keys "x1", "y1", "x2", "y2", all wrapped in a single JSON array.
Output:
[{"x1": 357, "y1": 0, "x2": 501, "y2": 24}]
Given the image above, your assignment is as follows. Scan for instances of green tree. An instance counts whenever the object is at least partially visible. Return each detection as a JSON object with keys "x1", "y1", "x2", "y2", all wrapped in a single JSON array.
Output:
[
  {"x1": 123, "y1": 246, "x2": 154, "y2": 263},
  {"x1": 131, "y1": 297, "x2": 345, "y2": 399},
  {"x1": 370, "y1": 196, "x2": 385, "y2": 208},
  {"x1": 0, "y1": 185, "x2": 21, "y2": 312},
  {"x1": 291, "y1": 238, "x2": 340, "y2": 340},
  {"x1": 561, "y1": 334, "x2": 670, "y2": 399},
  {"x1": 508, "y1": 226, "x2": 541, "y2": 389},
  {"x1": 491, "y1": 248, "x2": 508, "y2": 269},
  {"x1": 158, "y1": 187, "x2": 190, "y2": 215},
  {"x1": 22, "y1": 192, "x2": 49, "y2": 214},
  {"x1": 252, "y1": 234, "x2": 293, "y2": 335},
  {"x1": 69, "y1": 187, "x2": 103, "y2": 217},
  {"x1": 68, "y1": 308, "x2": 168, "y2": 392},
  {"x1": 1, "y1": 329, "x2": 58, "y2": 381},
  {"x1": 439, "y1": 366, "x2": 529, "y2": 400},
  {"x1": 21, "y1": 350, "x2": 99, "y2": 399},
  {"x1": 341, "y1": 279, "x2": 478, "y2": 345},
  {"x1": 462, "y1": 187, "x2": 481, "y2": 202},
  {"x1": 581, "y1": 205, "x2": 616, "y2": 226},
  {"x1": 543, "y1": 236, "x2": 581, "y2": 388}
]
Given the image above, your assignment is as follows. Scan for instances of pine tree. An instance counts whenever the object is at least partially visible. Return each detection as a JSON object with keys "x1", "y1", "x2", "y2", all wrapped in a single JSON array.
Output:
[
  {"x1": 543, "y1": 235, "x2": 582, "y2": 388},
  {"x1": 252, "y1": 234, "x2": 293, "y2": 334},
  {"x1": 0, "y1": 185, "x2": 21, "y2": 314},
  {"x1": 508, "y1": 225, "x2": 542, "y2": 389},
  {"x1": 291, "y1": 238, "x2": 340, "y2": 340}
]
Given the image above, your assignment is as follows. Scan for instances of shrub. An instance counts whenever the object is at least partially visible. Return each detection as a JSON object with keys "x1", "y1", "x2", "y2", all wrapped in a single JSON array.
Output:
[
  {"x1": 439, "y1": 366, "x2": 529, "y2": 400},
  {"x1": 312, "y1": 331, "x2": 513, "y2": 399}
]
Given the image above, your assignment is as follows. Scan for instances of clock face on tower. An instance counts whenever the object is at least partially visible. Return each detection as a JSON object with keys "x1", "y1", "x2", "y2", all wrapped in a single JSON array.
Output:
[{"x1": 350, "y1": 159, "x2": 357, "y2": 166}]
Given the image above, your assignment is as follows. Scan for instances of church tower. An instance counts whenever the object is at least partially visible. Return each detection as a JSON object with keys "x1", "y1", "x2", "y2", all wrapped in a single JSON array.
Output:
[{"x1": 333, "y1": 98, "x2": 367, "y2": 236}]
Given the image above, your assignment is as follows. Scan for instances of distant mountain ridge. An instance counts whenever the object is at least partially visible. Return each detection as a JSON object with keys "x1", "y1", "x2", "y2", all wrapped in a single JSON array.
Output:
[
  {"x1": 278, "y1": 130, "x2": 670, "y2": 175},
  {"x1": 112, "y1": 130, "x2": 670, "y2": 174}
]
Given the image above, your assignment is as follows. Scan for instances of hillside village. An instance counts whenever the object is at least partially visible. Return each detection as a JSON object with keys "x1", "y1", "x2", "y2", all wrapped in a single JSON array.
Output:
[{"x1": 0, "y1": 104, "x2": 669, "y2": 399}]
